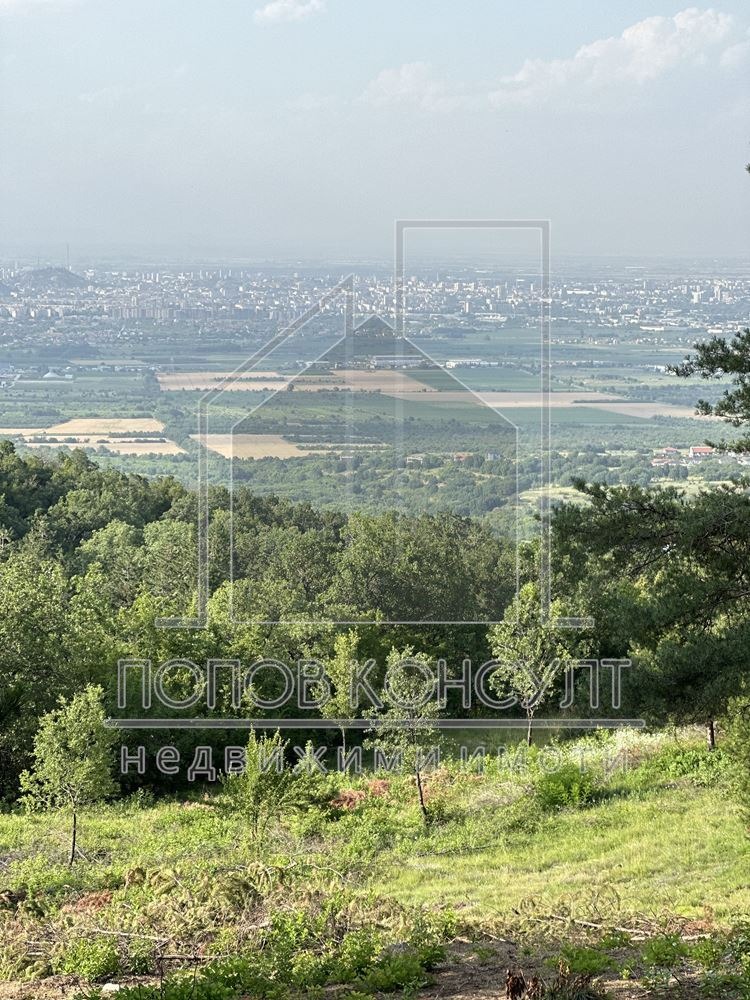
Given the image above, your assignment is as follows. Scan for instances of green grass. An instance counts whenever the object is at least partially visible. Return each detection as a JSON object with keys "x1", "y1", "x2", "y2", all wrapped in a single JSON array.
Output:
[
  {"x1": 0, "y1": 735, "x2": 744, "y2": 930},
  {"x1": 376, "y1": 786, "x2": 748, "y2": 922},
  {"x1": 0, "y1": 731, "x2": 747, "y2": 992}
]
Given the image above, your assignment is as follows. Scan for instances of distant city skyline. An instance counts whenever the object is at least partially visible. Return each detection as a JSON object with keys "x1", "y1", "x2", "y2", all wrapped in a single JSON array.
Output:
[{"x1": 0, "y1": 1, "x2": 748, "y2": 259}]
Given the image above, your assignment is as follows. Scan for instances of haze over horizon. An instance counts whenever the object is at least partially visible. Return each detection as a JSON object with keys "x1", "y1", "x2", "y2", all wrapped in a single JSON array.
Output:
[{"x1": 1, "y1": 0, "x2": 748, "y2": 261}]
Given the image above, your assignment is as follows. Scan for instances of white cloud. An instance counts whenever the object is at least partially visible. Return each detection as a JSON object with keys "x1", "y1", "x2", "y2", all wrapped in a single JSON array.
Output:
[
  {"x1": 719, "y1": 28, "x2": 750, "y2": 69},
  {"x1": 489, "y1": 7, "x2": 736, "y2": 106},
  {"x1": 360, "y1": 61, "x2": 469, "y2": 112},
  {"x1": 253, "y1": 0, "x2": 324, "y2": 25},
  {"x1": 361, "y1": 9, "x2": 743, "y2": 115}
]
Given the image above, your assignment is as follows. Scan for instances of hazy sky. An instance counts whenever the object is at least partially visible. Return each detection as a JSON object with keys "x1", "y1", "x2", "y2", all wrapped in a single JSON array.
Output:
[{"x1": 0, "y1": 0, "x2": 748, "y2": 261}]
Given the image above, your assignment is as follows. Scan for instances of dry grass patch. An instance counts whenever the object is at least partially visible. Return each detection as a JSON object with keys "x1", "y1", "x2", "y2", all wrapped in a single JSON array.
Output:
[
  {"x1": 191, "y1": 433, "x2": 325, "y2": 459},
  {"x1": 45, "y1": 418, "x2": 165, "y2": 434},
  {"x1": 0, "y1": 428, "x2": 48, "y2": 437}
]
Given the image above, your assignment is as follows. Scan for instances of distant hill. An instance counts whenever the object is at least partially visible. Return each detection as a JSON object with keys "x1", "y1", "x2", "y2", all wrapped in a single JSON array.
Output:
[
  {"x1": 353, "y1": 315, "x2": 394, "y2": 338},
  {"x1": 17, "y1": 267, "x2": 86, "y2": 291},
  {"x1": 310, "y1": 315, "x2": 439, "y2": 370}
]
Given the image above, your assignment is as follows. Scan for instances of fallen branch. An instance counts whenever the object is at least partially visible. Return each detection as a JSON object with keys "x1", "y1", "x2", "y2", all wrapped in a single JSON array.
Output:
[
  {"x1": 529, "y1": 914, "x2": 648, "y2": 940},
  {"x1": 530, "y1": 913, "x2": 710, "y2": 942},
  {"x1": 88, "y1": 928, "x2": 169, "y2": 942}
]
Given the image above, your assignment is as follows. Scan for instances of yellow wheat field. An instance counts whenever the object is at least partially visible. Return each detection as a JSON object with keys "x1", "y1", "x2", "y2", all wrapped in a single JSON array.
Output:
[
  {"x1": 191, "y1": 433, "x2": 330, "y2": 459},
  {"x1": 45, "y1": 418, "x2": 165, "y2": 434}
]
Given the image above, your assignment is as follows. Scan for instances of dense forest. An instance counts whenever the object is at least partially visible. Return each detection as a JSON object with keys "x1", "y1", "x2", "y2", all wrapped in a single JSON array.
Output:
[{"x1": 2, "y1": 419, "x2": 749, "y2": 799}]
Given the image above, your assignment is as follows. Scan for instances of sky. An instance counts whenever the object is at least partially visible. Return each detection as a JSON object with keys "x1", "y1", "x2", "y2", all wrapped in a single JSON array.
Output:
[{"x1": 0, "y1": 0, "x2": 748, "y2": 263}]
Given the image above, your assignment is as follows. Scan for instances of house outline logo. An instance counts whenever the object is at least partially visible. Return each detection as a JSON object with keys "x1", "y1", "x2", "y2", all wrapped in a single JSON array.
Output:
[
  {"x1": 224, "y1": 309, "x2": 521, "y2": 627},
  {"x1": 157, "y1": 219, "x2": 590, "y2": 632}
]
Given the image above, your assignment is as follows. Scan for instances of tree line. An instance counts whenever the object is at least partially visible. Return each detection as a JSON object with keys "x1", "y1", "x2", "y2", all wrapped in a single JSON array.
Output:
[{"x1": 2, "y1": 330, "x2": 750, "y2": 806}]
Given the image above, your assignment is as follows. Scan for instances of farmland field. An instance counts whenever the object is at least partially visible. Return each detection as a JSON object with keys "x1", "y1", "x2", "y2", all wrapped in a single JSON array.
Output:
[
  {"x1": 158, "y1": 369, "x2": 433, "y2": 393},
  {"x1": 191, "y1": 432, "x2": 327, "y2": 459},
  {"x1": 0, "y1": 418, "x2": 184, "y2": 457},
  {"x1": 0, "y1": 322, "x2": 736, "y2": 507},
  {"x1": 157, "y1": 371, "x2": 288, "y2": 391},
  {"x1": 23, "y1": 439, "x2": 185, "y2": 455},
  {"x1": 45, "y1": 418, "x2": 165, "y2": 434}
]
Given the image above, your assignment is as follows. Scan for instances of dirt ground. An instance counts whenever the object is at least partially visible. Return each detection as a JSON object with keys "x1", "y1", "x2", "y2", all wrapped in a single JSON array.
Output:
[
  {"x1": 0, "y1": 942, "x2": 676, "y2": 999},
  {"x1": 418, "y1": 941, "x2": 652, "y2": 999},
  {"x1": 0, "y1": 974, "x2": 156, "y2": 998}
]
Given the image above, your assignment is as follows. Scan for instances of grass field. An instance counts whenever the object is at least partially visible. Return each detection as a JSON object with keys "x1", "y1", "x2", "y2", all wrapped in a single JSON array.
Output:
[
  {"x1": 0, "y1": 728, "x2": 746, "y2": 999},
  {"x1": 520, "y1": 486, "x2": 589, "y2": 507},
  {"x1": 378, "y1": 785, "x2": 747, "y2": 921}
]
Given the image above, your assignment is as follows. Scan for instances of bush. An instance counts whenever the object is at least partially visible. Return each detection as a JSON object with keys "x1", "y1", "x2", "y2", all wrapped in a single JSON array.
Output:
[
  {"x1": 220, "y1": 730, "x2": 297, "y2": 850},
  {"x1": 125, "y1": 937, "x2": 154, "y2": 975},
  {"x1": 57, "y1": 937, "x2": 120, "y2": 981},
  {"x1": 554, "y1": 944, "x2": 613, "y2": 977},
  {"x1": 641, "y1": 933, "x2": 688, "y2": 970},
  {"x1": 544, "y1": 970, "x2": 608, "y2": 999},
  {"x1": 688, "y1": 921, "x2": 750, "y2": 998},
  {"x1": 358, "y1": 947, "x2": 431, "y2": 992},
  {"x1": 636, "y1": 745, "x2": 731, "y2": 789},
  {"x1": 329, "y1": 927, "x2": 383, "y2": 982},
  {"x1": 534, "y1": 762, "x2": 599, "y2": 811}
]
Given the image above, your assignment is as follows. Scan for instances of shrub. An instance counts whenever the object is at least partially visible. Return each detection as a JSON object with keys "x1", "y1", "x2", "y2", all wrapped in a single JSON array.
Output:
[
  {"x1": 358, "y1": 947, "x2": 431, "y2": 992},
  {"x1": 641, "y1": 933, "x2": 688, "y2": 969},
  {"x1": 125, "y1": 937, "x2": 154, "y2": 974},
  {"x1": 636, "y1": 745, "x2": 731, "y2": 789},
  {"x1": 220, "y1": 730, "x2": 296, "y2": 850},
  {"x1": 534, "y1": 762, "x2": 598, "y2": 811},
  {"x1": 554, "y1": 944, "x2": 613, "y2": 977},
  {"x1": 329, "y1": 927, "x2": 383, "y2": 982},
  {"x1": 642, "y1": 934, "x2": 688, "y2": 990},
  {"x1": 544, "y1": 970, "x2": 608, "y2": 999},
  {"x1": 57, "y1": 937, "x2": 120, "y2": 981}
]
